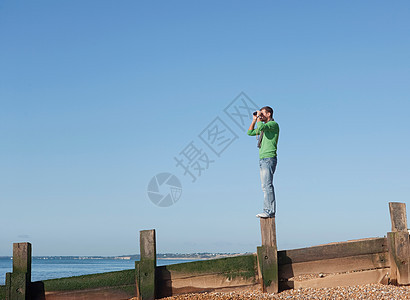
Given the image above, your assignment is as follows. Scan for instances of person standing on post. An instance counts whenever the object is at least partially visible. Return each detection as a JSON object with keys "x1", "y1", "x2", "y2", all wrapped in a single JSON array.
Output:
[{"x1": 247, "y1": 106, "x2": 279, "y2": 218}]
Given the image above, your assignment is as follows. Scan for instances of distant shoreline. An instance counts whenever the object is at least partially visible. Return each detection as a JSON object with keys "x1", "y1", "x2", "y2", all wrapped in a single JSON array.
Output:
[{"x1": 0, "y1": 253, "x2": 252, "y2": 261}]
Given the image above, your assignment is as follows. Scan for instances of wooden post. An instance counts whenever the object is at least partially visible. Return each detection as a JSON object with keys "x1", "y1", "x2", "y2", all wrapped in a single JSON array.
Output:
[
  {"x1": 389, "y1": 202, "x2": 408, "y2": 232},
  {"x1": 13, "y1": 243, "x2": 32, "y2": 276},
  {"x1": 260, "y1": 217, "x2": 277, "y2": 247},
  {"x1": 387, "y1": 231, "x2": 409, "y2": 285},
  {"x1": 5, "y1": 242, "x2": 32, "y2": 300},
  {"x1": 387, "y1": 202, "x2": 410, "y2": 285},
  {"x1": 257, "y1": 246, "x2": 278, "y2": 293},
  {"x1": 135, "y1": 262, "x2": 141, "y2": 299},
  {"x1": 257, "y1": 218, "x2": 278, "y2": 293},
  {"x1": 136, "y1": 230, "x2": 156, "y2": 300},
  {"x1": 9, "y1": 273, "x2": 30, "y2": 300},
  {"x1": 5, "y1": 272, "x2": 11, "y2": 300}
]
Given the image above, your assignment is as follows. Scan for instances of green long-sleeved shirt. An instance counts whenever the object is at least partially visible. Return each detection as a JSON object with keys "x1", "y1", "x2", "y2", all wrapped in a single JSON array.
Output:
[{"x1": 247, "y1": 120, "x2": 279, "y2": 159}]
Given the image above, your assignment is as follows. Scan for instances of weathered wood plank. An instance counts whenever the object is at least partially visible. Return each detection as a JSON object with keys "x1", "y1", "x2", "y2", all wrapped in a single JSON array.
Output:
[
  {"x1": 140, "y1": 230, "x2": 156, "y2": 263},
  {"x1": 257, "y1": 246, "x2": 278, "y2": 293},
  {"x1": 279, "y1": 252, "x2": 390, "y2": 279},
  {"x1": 157, "y1": 282, "x2": 259, "y2": 299},
  {"x1": 155, "y1": 264, "x2": 258, "y2": 298},
  {"x1": 137, "y1": 229, "x2": 156, "y2": 300},
  {"x1": 44, "y1": 286, "x2": 136, "y2": 300},
  {"x1": 10, "y1": 273, "x2": 29, "y2": 300},
  {"x1": 156, "y1": 255, "x2": 257, "y2": 281},
  {"x1": 260, "y1": 218, "x2": 277, "y2": 247},
  {"x1": 156, "y1": 269, "x2": 257, "y2": 281},
  {"x1": 160, "y1": 273, "x2": 257, "y2": 289},
  {"x1": 281, "y1": 268, "x2": 389, "y2": 290},
  {"x1": 387, "y1": 231, "x2": 410, "y2": 285},
  {"x1": 5, "y1": 272, "x2": 11, "y2": 300},
  {"x1": 7, "y1": 243, "x2": 32, "y2": 300},
  {"x1": 13, "y1": 242, "x2": 32, "y2": 276},
  {"x1": 135, "y1": 263, "x2": 141, "y2": 300},
  {"x1": 278, "y1": 237, "x2": 388, "y2": 265},
  {"x1": 259, "y1": 217, "x2": 278, "y2": 294},
  {"x1": 389, "y1": 202, "x2": 408, "y2": 232}
]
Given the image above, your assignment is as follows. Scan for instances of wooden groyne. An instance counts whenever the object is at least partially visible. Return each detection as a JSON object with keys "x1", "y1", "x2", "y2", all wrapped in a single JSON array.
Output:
[{"x1": 1, "y1": 202, "x2": 409, "y2": 300}]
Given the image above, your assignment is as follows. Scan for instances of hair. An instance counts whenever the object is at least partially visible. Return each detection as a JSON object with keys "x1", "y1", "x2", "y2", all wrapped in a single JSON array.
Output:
[{"x1": 260, "y1": 106, "x2": 273, "y2": 118}]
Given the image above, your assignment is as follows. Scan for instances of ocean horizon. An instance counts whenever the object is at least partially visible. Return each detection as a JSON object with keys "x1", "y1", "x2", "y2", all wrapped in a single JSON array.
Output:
[{"x1": 0, "y1": 256, "x2": 197, "y2": 285}]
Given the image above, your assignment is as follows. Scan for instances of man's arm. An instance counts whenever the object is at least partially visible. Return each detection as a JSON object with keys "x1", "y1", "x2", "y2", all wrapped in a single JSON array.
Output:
[
  {"x1": 256, "y1": 120, "x2": 277, "y2": 132},
  {"x1": 248, "y1": 117, "x2": 257, "y2": 131},
  {"x1": 247, "y1": 111, "x2": 261, "y2": 136}
]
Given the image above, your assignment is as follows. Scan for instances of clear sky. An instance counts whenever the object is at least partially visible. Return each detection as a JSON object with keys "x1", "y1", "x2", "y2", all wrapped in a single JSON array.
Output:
[{"x1": 1, "y1": 1, "x2": 409, "y2": 256}]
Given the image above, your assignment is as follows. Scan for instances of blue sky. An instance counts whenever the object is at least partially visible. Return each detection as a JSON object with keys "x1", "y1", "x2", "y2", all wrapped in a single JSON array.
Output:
[{"x1": 1, "y1": 0, "x2": 409, "y2": 256}]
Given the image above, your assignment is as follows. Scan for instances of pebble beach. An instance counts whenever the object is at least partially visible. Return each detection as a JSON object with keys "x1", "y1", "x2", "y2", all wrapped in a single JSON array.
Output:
[{"x1": 156, "y1": 284, "x2": 410, "y2": 300}]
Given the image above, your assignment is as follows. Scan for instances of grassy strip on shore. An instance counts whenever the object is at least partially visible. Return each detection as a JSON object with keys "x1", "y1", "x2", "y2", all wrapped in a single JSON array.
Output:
[
  {"x1": 162, "y1": 254, "x2": 257, "y2": 280},
  {"x1": 0, "y1": 272, "x2": 136, "y2": 300},
  {"x1": 0, "y1": 254, "x2": 256, "y2": 298},
  {"x1": 43, "y1": 268, "x2": 135, "y2": 292}
]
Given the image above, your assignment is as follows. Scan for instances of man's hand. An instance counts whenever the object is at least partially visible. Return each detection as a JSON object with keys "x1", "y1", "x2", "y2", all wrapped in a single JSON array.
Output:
[
  {"x1": 249, "y1": 110, "x2": 260, "y2": 131},
  {"x1": 255, "y1": 110, "x2": 262, "y2": 121}
]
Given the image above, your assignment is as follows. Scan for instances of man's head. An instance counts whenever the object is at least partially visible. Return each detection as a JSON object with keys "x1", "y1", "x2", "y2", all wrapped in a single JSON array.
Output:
[{"x1": 260, "y1": 106, "x2": 273, "y2": 122}]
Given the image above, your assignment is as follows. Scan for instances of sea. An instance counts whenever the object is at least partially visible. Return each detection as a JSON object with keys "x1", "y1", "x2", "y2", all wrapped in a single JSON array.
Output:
[{"x1": 0, "y1": 257, "x2": 196, "y2": 285}]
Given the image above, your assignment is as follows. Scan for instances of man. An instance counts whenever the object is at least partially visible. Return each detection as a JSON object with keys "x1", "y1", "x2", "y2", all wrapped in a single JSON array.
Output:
[{"x1": 247, "y1": 106, "x2": 279, "y2": 218}]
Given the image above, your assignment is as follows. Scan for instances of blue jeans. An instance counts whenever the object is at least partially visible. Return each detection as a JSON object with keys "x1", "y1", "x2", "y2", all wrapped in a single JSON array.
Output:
[{"x1": 259, "y1": 157, "x2": 277, "y2": 216}]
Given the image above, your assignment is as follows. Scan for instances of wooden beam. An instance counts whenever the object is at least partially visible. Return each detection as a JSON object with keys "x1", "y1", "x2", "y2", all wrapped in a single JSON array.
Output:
[
  {"x1": 279, "y1": 252, "x2": 389, "y2": 280},
  {"x1": 9, "y1": 273, "x2": 29, "y2": 300},
  {"x1": 260, "y1": 217, "x2": 277, "y2": 247},
  {"x1": 389, "y1": 202, "x2": 408, "y2": 232},
  {"x1": 156, "y1": 270, "x2": 258, "y2": 298},
  {"x1": 280, "y1": 268, "x2": 389, "y2": 290},
  {"x1": 387, "y1": 202, "x2": 409, "y2": 285},
  {"x1": 257, "y1": 246, "x2": 278, "y2": 293},
  {"x1": 278, "y1": 238, "x2": 387, "y2": 265},
  {"x1": 387, "y1": 231, "x2": 410, "y2": 285},
  {"x1": 259, "y1": 217, "x2": 278, "y2": 293},
  {"x1": 137, "y1": 230, "x2": 156, "y2": 300},
  {"x1": 5, "y1": 272, "x2": 11, "y2": 300},
  {"x1": 140, "y1": 230, "x2": 156, "y2": 264},
  {"x1": 12, "y1": 243, "x2": 31, "y2": 277},
  {"x1": 154, "y1": 255, "x2": 258, "y2": 298},
  {"x1": 6, "y1": 243, "x2": 32, "y2": 300},
  {"x1": 135, "y1": 263, "x2": 141, "y2": 299}
]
